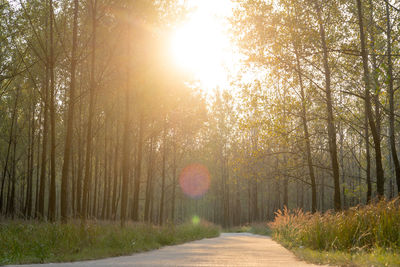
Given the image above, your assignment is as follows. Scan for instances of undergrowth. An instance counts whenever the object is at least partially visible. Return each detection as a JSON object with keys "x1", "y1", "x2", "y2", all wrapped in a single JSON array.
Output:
[{"x1": 0, "y1": 219, "x2": 220, "y2": 265}]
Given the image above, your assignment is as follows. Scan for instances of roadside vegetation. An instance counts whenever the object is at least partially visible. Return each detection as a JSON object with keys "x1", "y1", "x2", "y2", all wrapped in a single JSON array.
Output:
[
  {"x1": 224, "y1": 223, "x2": 271, "y2": 236},
  {"x1": 268, "y1": 199, "x2": 400, "y2": 266},
  {"x1": 0, "y1": 220, "x2": 220, "y2": 265}
]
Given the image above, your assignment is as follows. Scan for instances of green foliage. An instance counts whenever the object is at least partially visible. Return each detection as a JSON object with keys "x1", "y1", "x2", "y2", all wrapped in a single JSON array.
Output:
[{"x1": 0, "y1": 220, "x2": 220, "y2": 265}]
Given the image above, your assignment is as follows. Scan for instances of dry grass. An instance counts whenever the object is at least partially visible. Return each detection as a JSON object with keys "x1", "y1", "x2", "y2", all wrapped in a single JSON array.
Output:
[{"x1": 269, "y1": 198, "x2": 400, "y2": 266}]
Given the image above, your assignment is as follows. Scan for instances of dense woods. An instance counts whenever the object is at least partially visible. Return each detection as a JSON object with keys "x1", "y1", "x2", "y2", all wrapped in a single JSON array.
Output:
[{"x1": 0, "y1": 0, "x2": 400, "y2": 229}]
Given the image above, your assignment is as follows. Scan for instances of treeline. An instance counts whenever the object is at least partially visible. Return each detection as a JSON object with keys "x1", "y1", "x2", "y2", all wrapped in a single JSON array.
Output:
[
  {"x1": 196, "y1": 0, "x2": 400, "y2": 225},
  {"x1": 1, "y1": 0, "x2": 400, "y2": 229},
  {"x1": 0, "y1": 0, "x2": 207, "y2": 225},
  {"x1": 185, "y1": 0, "x2": 400, "y2": 227}
]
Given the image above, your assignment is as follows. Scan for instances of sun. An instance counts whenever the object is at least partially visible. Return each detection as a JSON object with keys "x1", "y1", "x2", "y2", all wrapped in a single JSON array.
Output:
[{"x1": 170, "y1": 0, "x2": 236, "y2": 93}]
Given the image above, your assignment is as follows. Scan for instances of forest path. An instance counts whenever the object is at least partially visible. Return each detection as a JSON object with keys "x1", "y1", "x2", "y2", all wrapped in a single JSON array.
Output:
[{"x1": 13, "y1": 233, "x2": 329, "y2": 267}]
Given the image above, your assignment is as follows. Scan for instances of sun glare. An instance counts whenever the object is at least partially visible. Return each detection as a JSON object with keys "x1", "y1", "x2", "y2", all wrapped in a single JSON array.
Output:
[{"x1": 170, "y1": 0, "x2": 236, "y2": 93}]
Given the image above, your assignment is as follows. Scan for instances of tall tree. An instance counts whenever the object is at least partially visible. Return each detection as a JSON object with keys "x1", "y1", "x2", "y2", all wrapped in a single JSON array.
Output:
[
  {"x1": 60, "y1": 0, "x2": 79, "y2": 223},
  {"x1": 313, "y1": 0, "x2": 341, "y2": 211},
  {"x1": 356, "y1": 0, "x2": 385, "y2": 197},
  {"x1": 82, "y1": 0, "x2": 97, "y2": 222},
  {"x1": 385, "y1": 0, "x2": 400, "y2": 195}
]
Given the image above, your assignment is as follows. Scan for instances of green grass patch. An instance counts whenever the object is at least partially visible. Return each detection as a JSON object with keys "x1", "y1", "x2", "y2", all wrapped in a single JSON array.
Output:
[
  {"x1": 224, "y1": 222, "x2": 271, "y2": 236},
  {"x1": 0, "y1": 219, "x2": 220, "y2": 265},
  {"x1": 248, "y1": 222, "x2": 272, "y2": 236},
  {"x1": 268, "y1": 198, "x2": 400, "y2": 266}
]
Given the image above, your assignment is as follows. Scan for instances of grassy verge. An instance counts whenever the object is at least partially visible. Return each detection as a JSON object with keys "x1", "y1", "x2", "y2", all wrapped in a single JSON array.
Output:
[
  {"x1": 290, "y1": 247, "x2": 400, "y2": 267},
  {"x1": 268, "y1": 198, "x2": 400, "y2": 266},
  {"x1": 0, "y1": 220, "x2": 220, "y2": 265}
]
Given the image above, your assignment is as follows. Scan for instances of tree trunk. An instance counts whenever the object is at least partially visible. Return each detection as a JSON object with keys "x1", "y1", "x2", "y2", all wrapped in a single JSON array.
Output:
[
  {"x1": 171, "y1": 137, "x2": 177, "y2": 223},
  {"x1": 82, "y1": 0, "x2": 97, "y2": 223},
  {"x1": 159, "y1": 121, "x2": 167, "y2": 225},
  {"x1": 384, "y1": 0, "x2": 400, "y2": 195},
  {"x1": 34, "y1": 112, "x2": 42, "y2": 217},
  {"x1": 92, "y1": 154, "x2": 99, "y2": 217},
  {"x1": 132, "y1": 114, "x2": 144, "y2": 221},
  {"x1": 60, "y1": 0, "x2": 79, "y2": 223},
  {"x1": 48, "y1": 0, "x2": 57, "y2": 222},
  {"x1": 314, "y1": 1, "x2": 341, "y2": 211},
  {"x1": 38, "y1": 70, "x2": 49, "y2": 220},
  {"x1": 294, "y1": 47, "x2": 317, "y2": 212},
  {"x1": 356, "y1": 0, "x2": 385, "y2": 197},
  {"x1": 365, "y1": 103, "x2": 372, "y2": 202},
  {"x1": 120, "y1": 24, "x2": 132, "y2": 227},
  {"x1": 0, "y1": 88, "x2": 19, "y2": 215},
  {"x1": 25, "y1": 105, "x2": 35, "y2": 218},
  {"x1": 7, "y1": 124, "x2": 17, "y2": 218},
  {"x1": 144, "y1": 137, "x2": 154, "y2": 223}
]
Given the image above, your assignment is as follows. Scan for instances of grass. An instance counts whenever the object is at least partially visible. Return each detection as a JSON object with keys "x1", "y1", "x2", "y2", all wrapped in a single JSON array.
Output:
[
  {"x1": 290, "y1": 247, "x2": 400, "y2": 267},
  {"x1": 267, "y1": 198, "x2": 400, "y2": 266},
  {"x1": 224, "y1": 222, "x2": 271, "y2": 235},
  {"x1": 0, "y1": 219, "x2": 220, "y2": 265}
]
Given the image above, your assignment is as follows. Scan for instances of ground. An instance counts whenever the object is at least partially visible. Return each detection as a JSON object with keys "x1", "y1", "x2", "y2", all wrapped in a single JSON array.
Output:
[{"x1": 9, "y1": 233, "x2": 331, "y2": 267}]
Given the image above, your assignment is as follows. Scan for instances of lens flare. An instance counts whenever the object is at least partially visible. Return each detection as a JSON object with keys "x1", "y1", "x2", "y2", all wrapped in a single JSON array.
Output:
[
  {"x1": 192, "y1": 215, "x2": 200, "y2": 225},
  {"x1": 179, "y1": 164, "x2": 210, "y2": 198}
]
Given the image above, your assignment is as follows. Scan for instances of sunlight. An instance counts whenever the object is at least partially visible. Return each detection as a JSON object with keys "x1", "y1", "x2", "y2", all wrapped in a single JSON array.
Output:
[{"x1": 170, "y1": 0, "x2": 236, "y2": 93}]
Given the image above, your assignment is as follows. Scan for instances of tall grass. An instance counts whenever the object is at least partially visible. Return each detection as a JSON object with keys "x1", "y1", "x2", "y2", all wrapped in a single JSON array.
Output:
[
  {"x1": 269, "y1": 198, "x2": 400, "y2": 252},
  {"x1": 0, "y1": 220, "x2": 220, "y2": 265}
]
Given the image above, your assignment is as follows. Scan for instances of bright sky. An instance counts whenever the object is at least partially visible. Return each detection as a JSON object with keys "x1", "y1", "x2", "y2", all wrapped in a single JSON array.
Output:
[{"x1": 170, "y1": 0, "x2": 240, "y2": 94}]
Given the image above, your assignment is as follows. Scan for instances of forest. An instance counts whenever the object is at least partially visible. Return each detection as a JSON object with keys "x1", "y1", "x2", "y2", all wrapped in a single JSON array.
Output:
[{"x1": 0, "y1": 0, "x2": 400, "y2": 232}]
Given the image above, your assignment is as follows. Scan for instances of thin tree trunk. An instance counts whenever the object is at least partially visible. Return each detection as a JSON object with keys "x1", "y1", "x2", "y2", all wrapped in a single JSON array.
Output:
[
  {"x1": 365, "y1": 103, "x2": 372, "y2": 202},
  {"x1": 60, "y1": 0, "x2": 79, "y2": 223},
  {"x1": 132, "y1": 114, "x2": 144, "y2": 221},
  {"x1": 356, "y1": 0, "x2": 385, "y2": 197},
  {"x1": 340, "y1": 123, "x2": 346, "y2": 208},
  {"x1": 171, "y1": 137, "x2": 177, "y2": 222},
  {"x1": 159, "y1": 120, "x2": 167, "y2": 225},
  {"x1": 71, "y1": 148, "x2": 76, "y2": 217},
  {"x1": 235, "y1": 176, "x2": 241, "y2": 225},
  {"x1": 314, "y1": 1, "x2": 341, "y2": 211},
  {"x1": 101, "y1": 118, "x2": 108, "y2": 220},
  {"x1": 105, "y1": 150, "x2": 111, "y2": 219},
  {"x1": 384, "y1": 0, "x2": 400, "y2": 195},
  {"x1": 48, "y1": 0, "x2": 57, "y2": 222},
  {"x1": 82, "y1": 0, "x2": 97, "y2": 223},
  {"x1": 7, "y1": 129, "x2": 17, "y2": 218},
  {"x1": 34, "y1": 111, "x2": 42, "y2": 216},
  {"x1": 144, "y1": 137, "x2": 154, "y2": 223},
  {"x1": 92, "y1": 154, "x2": 99, "y2": 217},
  {"x1": 37, "y1": 0, "x2": 50, "y2": 221},
  {"x1": 111, "y1": 130, "x2": 119, "y2": 219},
  {"x1": 120, "y1": 24, "x2": 132, "y2": 227},
  {"x1": 25, "y1": 105, "x2": 35, "y2": 218},
  {"x1": 294, "y1": 46, "x2": 317, "y2": 212}
]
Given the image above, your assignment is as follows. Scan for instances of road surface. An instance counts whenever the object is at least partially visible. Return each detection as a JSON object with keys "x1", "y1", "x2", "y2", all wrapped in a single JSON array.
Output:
[{"x1": 12, "y1": 233, "x2": 329, "y2": 266}]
